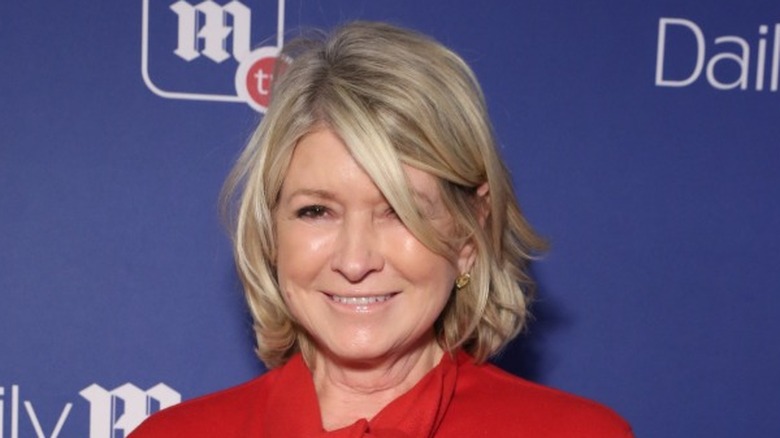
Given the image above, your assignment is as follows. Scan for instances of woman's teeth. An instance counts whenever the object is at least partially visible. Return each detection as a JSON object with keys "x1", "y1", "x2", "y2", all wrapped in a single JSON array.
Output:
[{"x1": 330, "y1": 294, "x2": 395, "y2": 305}]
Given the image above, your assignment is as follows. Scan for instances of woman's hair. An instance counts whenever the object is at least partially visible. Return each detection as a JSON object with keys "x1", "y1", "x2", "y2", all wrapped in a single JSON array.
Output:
[{"x1": 222, "y1": 21, "x2": 546, "y2": 369}]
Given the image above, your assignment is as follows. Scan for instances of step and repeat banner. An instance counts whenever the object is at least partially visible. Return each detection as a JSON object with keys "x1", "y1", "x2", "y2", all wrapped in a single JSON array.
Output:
[{"x1": 2, "y1": 1, "x2": 778, "y2": 436}]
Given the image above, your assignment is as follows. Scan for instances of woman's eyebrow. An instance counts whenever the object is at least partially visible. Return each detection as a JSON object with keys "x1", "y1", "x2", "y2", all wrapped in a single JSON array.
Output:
[{"x1": 285, "y1": 188, "x2": 337, "y2": 201}]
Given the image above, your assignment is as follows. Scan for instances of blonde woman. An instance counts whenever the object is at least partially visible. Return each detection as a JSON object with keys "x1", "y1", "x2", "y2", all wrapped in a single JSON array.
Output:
[{"x1": 131, "y1": 21, "x2": 632, "y2": 437}]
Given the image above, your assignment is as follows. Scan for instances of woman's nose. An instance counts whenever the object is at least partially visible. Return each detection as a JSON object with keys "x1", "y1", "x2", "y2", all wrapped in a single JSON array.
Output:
[{"x1": 330, "y1": 215, "x2": 385, "y2": 282}]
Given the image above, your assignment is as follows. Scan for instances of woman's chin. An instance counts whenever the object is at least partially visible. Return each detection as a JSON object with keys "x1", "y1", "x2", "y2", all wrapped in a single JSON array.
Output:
[
  {"x1": 317, "y1": 341, "x2": 394, "y2": 367},
  {"x1": 313, "y1": 333, "x2": 440, "y2": 369}
]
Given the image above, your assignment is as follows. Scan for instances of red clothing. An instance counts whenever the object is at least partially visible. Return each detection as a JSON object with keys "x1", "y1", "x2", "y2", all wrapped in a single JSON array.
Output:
[{"x1": 130, "y1": 351, "x2": 633, "y2": 437}]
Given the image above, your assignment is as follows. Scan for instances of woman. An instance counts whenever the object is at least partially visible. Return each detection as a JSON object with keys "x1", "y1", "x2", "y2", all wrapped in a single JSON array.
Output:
[{"x1": 131, "y1": 21, "x2": 633, "y2": 437}]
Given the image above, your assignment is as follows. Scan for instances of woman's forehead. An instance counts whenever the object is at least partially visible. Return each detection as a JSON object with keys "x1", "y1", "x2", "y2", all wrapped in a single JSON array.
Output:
[{"x1": 280, "y1": 129, "x2": 444, "y2": 208}]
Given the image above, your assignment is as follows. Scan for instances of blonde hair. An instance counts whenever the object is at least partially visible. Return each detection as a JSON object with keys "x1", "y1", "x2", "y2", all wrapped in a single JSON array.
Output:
[{"x1": 223, "y1": 21, "x2": 546, "y2": 369}]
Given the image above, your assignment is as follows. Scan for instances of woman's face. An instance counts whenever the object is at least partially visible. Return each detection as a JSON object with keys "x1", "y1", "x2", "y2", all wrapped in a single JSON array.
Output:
[{"x1": 274, "y1": 128, "x2": 473, "y2": 365}]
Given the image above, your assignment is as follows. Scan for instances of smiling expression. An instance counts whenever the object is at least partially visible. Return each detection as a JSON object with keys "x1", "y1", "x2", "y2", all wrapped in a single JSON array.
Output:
[{"x1": 274, "y1": 128, "x2": 474, "y2": 365}]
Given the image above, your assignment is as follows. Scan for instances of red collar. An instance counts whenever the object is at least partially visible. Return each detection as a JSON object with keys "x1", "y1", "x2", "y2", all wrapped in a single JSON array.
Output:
[{"x1": 262, "y1": 351, "x2": 462, "y2": 437}]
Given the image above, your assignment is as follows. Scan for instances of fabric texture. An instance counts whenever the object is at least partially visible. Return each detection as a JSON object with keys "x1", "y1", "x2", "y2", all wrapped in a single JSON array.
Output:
[{"x1": 130, "y1": 351, "x2": 633, "y2": 437}]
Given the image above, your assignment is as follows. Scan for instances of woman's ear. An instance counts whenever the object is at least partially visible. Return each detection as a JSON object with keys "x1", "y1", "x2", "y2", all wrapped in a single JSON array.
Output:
[
  {"x1": 475, "y1": 182, "x2": 490, "y2": 228},
  {"x1": 457, "y1": 243, "x2": 476, "y2": 275},
  {"x1": 456, "y1": 182, "x2": 491, "y2": 274}
]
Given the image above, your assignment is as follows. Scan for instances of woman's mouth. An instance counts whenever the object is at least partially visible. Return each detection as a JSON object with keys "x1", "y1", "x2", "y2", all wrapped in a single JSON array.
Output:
[{"x1": 327, "y1": 293, "x2": 397, "y2": 305}]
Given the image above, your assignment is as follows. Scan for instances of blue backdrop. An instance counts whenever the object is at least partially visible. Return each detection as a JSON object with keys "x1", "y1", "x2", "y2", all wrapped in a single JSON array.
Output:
[{"x1": 2, "y1": 1, "x2": 779, "y2": 436}]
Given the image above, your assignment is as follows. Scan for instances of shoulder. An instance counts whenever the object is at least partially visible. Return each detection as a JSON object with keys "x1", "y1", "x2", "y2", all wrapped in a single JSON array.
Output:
[
  {"x1": 444, "y1": 353, "x2": 633, "y2": 437},
  {"x1": 128, "y1": 370, "x2": 281, "y2": 438}
]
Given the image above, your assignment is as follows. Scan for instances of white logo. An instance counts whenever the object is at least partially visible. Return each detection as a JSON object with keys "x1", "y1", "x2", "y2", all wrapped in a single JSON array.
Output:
[
  {"x1": 1, "y1": 383, "x2": 180, "y2": 438},
  {"x1": 655, "y1": 17, "x2": 780, "y2": 91},
  {"x1": 170, "y1": 0, "x2": 252, "y2": 63},
  {"x1": 80, "y1": 383, "x2": 181, "y2": 438},
  {"x1": 142, "y1": 0, "x2": 285, "y2": 112}
]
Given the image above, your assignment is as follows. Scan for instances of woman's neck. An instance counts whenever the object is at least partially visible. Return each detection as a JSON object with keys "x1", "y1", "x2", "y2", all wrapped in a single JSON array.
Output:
[{"x1": 311, "y1": 340, "x2": 444, "y2": 431}]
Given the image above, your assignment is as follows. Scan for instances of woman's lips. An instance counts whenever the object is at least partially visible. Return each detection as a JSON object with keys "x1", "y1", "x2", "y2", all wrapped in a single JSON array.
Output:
[{"x1": 326, "y1": 292, "x2": 398, "y2": 305}]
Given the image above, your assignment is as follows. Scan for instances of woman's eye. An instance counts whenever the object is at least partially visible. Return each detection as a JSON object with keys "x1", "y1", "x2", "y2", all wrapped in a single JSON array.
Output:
[{"x1": 296, "y1": 205, "x2": 328, "y2": 219}]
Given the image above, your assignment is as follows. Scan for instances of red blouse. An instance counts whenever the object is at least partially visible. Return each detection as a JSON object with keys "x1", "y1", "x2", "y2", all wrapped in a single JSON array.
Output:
[{"x1": 130, "y1": 351, "x2": 633, "y2": 437}]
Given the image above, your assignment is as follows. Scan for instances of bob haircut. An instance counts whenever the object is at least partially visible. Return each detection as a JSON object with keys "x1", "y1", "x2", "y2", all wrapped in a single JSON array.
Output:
[{"x1": 223, "y1": 21, "x2": 546, "y2": 369}]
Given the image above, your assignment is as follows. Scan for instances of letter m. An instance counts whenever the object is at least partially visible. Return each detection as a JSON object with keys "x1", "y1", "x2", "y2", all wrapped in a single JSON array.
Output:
[
  {"x1": 80, "y1": 383, "x2": 181, "y2": 438},
  {"x1": 170, "y1": 0, "x2": 251, "y2": 63}
]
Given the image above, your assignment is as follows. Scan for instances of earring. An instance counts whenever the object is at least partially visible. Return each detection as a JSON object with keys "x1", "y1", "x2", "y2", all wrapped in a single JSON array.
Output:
[{"x1": 455, "y1": 273, "x2": 471, "y2": 289}]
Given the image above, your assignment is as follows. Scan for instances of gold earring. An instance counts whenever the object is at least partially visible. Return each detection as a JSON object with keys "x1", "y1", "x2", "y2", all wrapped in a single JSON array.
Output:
[{"x1": 455, "y1": 273, "x2": 471, "y2": 289}]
